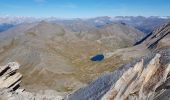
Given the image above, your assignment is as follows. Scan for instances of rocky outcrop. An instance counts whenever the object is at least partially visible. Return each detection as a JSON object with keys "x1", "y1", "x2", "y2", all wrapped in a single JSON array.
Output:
[
  {"x1": 0, "y1": 62, "x2": 22, "y2": 90},
  {"x1": 0, "y1": 62, "x2": 64, "y2": 100},
  {"x1": 135, "y1": 21, "x2": 170, "y2": 49},
  {"x1": 145, "y1": 22, "x2": 170, "y2": 49},
  {"x1": 101, "y1": 54, "x2": 170, "y2": 100}
]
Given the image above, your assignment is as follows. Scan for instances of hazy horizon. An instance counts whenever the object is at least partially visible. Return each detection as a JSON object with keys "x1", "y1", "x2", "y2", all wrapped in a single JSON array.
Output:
[{"x1": 0, "y1": 16, "x2": 170, "y2": 19}]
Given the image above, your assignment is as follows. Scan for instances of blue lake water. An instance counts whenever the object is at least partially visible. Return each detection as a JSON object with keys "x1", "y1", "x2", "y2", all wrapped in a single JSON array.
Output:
[{"x1": 90, "y1": 54, "x2": 104, "y2": 61}]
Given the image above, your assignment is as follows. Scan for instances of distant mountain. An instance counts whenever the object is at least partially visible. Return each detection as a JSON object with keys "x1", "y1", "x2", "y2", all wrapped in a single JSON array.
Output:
[
  {"x1": 44, "y1": 16, "x2": 170, "y2": 34},
  {"x1": 50, "y1": 16, "x2": 113, "y2": 32},
  {"x1": 84, "y1": 23, "x2": 144, "y2": 50},
  {"x1": 0, "y1": 23, "x2": 15, "y2": 32},
  {"x1": 1, "y1": 16, "x2": 170, "y2": 33},
  {"x1": 112, "y1": 16, "x2": 170, "y2": 34},
  {"x1": 0, "y1": 16, "x2": 41, "y2": 32},
  {"x1": 0, "y1": 16, "x2": 41, "y2": 24}
]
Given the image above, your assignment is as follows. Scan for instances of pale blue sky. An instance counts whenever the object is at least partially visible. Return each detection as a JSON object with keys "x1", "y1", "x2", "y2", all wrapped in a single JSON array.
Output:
[{"x1": 0, "y1": 0, "x2": 170, "y2": 18}]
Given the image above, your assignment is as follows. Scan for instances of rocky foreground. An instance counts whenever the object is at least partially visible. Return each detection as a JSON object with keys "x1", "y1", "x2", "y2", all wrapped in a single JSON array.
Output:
[
  {"x1": 66, "y1": 53, "x2": 170, "y2": 100},
  {"x1": 1, "y1": 53, "x2": 170, "y2": 100},
  {"x1": 101, "y1": 54, "x2": 170, "y2": 100},
  {"x1": 0, "y1": 62, "x2": 64, "y2": 100}
]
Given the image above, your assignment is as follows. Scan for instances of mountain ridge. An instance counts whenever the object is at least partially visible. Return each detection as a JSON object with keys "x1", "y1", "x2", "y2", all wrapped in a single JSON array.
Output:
[{"x1": 1, "y1": 16, "x2": 170, "y2": 34}]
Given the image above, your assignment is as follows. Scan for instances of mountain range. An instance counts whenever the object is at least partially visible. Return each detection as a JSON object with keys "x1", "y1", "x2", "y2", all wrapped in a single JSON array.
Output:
[
  {"x1": 0, "y1": 20, "x2": 144, "y2": 93},
  {"x1": 1, "y1": 16, "x2": 170, "y2": 34}
]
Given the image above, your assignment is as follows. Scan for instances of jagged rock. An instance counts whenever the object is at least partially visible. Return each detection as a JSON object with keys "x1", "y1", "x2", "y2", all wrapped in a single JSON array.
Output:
[
  {"x1": 100, "y1": 54, "x2": 170, "y2": 100},
  {"x1": 136, "y1": 21, "x2": 170, "y2": 49},
  {"x1": 101, "y1": 59, "x2": 144, "y2": 100},
  {"x1": 0, "y1": 62, "x2": 22, "y2": 90},
  {"x1": 0, "y1": 62, "x2": 64, "y2": 100}
]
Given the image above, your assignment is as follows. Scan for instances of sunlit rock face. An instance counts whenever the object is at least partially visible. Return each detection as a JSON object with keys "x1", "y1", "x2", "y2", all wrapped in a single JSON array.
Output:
[
  {"x1": 101, "y1": 54, "x2": 166, "y2": 100},
  {"x1": 0, "y1": 62, "x2": 22, "y2": 90}
]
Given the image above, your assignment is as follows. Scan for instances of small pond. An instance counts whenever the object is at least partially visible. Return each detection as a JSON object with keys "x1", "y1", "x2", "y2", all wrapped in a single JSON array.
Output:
[{"x1": 90, "y1": 54, "x2": 104, "y2": 61}]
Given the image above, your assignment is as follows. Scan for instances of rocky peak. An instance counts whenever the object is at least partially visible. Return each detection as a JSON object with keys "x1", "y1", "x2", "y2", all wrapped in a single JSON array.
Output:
[
  {"x1": 145, "y1": 21, "x2": 170, "y2": 49},
  {"x1": 38, "y1": 20, "x2": 49, "y2": 25},
  {"x1": 135, "y1": 21, "x2": 170, "y2": 49},
  {"x1": 26, "y1": 21, "x2": 66, "y2": 37}
]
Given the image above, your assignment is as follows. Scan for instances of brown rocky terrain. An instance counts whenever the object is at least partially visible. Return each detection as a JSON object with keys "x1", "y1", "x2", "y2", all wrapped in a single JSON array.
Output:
[
  {"x1": 0, "y1": 20, "x2": 170, "y2": 100},
  {"x1": 0, "y1": 20, "x2": 144, "y2": 94}
]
